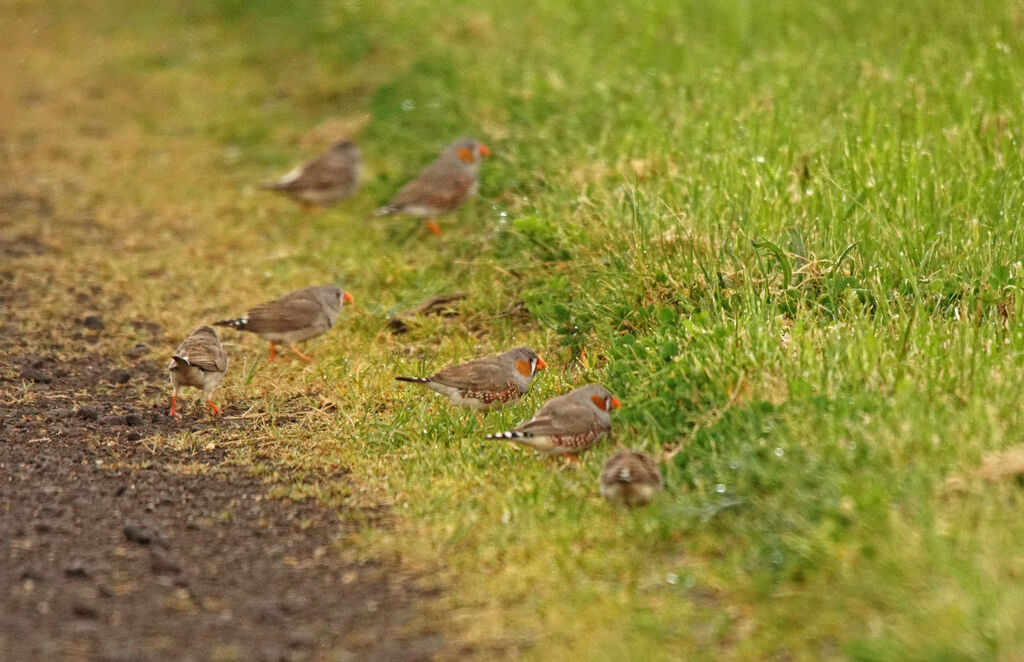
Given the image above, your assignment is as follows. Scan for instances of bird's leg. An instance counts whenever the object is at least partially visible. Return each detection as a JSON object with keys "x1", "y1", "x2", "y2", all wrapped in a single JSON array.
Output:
[
  {"x1": 557, "y1": 453, "x2": 583, "y2": 471},
  {"x1": 423, "y1": 219, "x2": 443, "y2": 236},
  {"x1": 207, "y1": 399, "x2": 221, "y2": 416},
  {"x1": 169, "y1": 390, "x2": 182, "y2": 418},
  {"x1": 269, "y1": 343, "x2": 277, "y2": 362},
  {"x1": 289, "y1": 346, "x2": 313, "y2": 363}
]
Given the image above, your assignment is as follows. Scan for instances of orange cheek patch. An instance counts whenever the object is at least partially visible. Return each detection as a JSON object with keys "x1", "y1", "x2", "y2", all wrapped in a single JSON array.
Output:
[
  {"x1": 516, "y1": 360, "x2": 532, "y2": 377},
  {"x1": 457, "y1": 147, "x2": 475, "y2": 164},
  {"x1": 591, "y1": 394, "x2": 607, "y2": 410}
]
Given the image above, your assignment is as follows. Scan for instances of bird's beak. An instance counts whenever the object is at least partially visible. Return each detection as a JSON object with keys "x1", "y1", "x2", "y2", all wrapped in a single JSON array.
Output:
[
  {"x1": 536, "y1": 358, "x2": 548, "y2": 370},
  {"x1": 610, "y1": 396, "x2": 621, "y2": 410},
  {"x1": 343, "y1": 292, "x2": 355, "y2": 304},
  {"x1": 478, "y1": 143, "x2": 491, "y2": 156}
]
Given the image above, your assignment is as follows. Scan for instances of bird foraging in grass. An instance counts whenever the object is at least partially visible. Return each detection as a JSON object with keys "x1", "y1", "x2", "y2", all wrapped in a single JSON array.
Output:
[
  {"x1": 485, "y1": 384, "x2": 620, "y2": 457},
  {"x1": 600, "y1": 450, "x2": 663, "y2": 507},
  {"x1": 213, "y1": 285, "x2": 353, "y2": 363},
  {"x1": 168, "y1": 325, "x2": 227, "y2": 418},
  {"x1": 261, "y1": 140, "x2": 362, "y2": 208},
  {"x1": 395, "y1": 346, "x2": 546, "y2": 411},
  {"x1": 374, "y1": 137, "x2": 490, "y2": 236}
]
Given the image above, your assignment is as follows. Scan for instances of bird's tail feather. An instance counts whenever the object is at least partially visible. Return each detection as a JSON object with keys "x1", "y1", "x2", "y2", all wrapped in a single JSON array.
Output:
[
  {"x1": 373, "y1": 204, "x2": 400, "y2": 217},
  {"x1": 485, "y1": 430, "x2": 533, "y2": 440},
  {"x1": 213, "y1": 317, "x2": 249, "y2": 330},
  {"x1": 395, "y1": 376, "x2": 430, "y2": 384}
]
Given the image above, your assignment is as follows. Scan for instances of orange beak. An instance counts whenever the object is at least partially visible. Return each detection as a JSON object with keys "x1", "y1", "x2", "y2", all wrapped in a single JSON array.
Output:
[
  {"x1": 478, "y1": 143, "x2": 491, "y2": 156},
  {"x1": 343, "y1": 292, "x2": 354, "y2": 304},
  {"x1": 610, "y1": 396, "x2": 621, "y2": 410},
  {"x1": 536, "y1": 358, "x2": 548, "y2": 370}
]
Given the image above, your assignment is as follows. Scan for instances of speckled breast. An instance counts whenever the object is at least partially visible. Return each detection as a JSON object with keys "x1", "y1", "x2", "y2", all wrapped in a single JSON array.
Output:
[
  {"x1": 464, "y1": 381, "x2": 522, "y2": 405},
  {"x1": 551, "y1": 427, "x2": 607, "y2": 453}
]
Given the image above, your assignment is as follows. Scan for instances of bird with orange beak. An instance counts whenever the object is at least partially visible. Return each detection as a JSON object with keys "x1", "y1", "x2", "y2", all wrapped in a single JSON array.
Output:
[
  {"x1": 214, "y1": 285, "x2": 353, "y2": 363},
  {"x1": 374, "y1": 137, "x2": 490, "y2": 236},
  {"x1": 396, "y1": 346, "x2": 546, "y2": 411},
  {"x1": 485, "y1": 384, "x2": 621, "y2": 457}
]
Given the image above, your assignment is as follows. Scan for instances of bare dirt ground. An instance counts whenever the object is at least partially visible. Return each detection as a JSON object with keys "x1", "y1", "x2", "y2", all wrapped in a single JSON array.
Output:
[
  {"x1": 0, "y1": 5, "x2": 448, "y2": 657},
  {"x1": 0, "y1": 256, "x2": 442, "y2": 661}
]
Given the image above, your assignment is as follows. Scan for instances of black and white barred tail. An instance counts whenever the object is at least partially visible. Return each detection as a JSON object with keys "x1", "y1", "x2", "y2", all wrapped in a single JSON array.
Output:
[
  {"x1": 213, "y1": 317, "x2": 249, "y2": 331},
  {"x1": 394, "y1": 376, "x2": 430, "y2": 384},
  {"x1": 373, "y1": 204, "x2": 401, "y2": 217},
  {"x1": 485, "y1": 430, "x2": 534, "y2": 440},
  {"x1": 611, "y1": 468, "x2": 633, "y2": 484},
  {"x1": 169, "y1": 355, "x2": 192, "y2": 370}
]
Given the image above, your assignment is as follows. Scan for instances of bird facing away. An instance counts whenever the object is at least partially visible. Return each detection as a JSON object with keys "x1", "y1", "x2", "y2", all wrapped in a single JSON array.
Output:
[
  {"x1": 374, "y1": 137, "x2": 490, "y2": 236},
  {"x1": 485, "y1": 384, "x2": 621, "y2": 457},
  {"x1": 213, "y1": 285, "x2": 353, "y2": 362},
  {"x1": 395, "y1": 346, "x2": 547, "y2": 411},
  {"x1": 262, "y1": 140, "x2": 362, "y2": 208},
  {"x1": 600, "y1": 450, "x2": 663, "y2": 507},
  {"x1": 168, "y1": 325, "x2": 227, "y2": 418}
]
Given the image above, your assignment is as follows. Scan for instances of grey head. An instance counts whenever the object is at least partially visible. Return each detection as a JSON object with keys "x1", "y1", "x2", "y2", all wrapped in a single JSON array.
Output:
[
  {"x1": 440, "y1": 136, "x2": 490, "y2": 174},
  {"x1": 497, "y1": 346, "x2": 546, "y2": 386},
  {"x1": 191, "y1": 325, "x2": 221, "y2": 341},
  {"x1": 568, "y1": 383, "x2": 621, "y2": 423},
  {"x1": 328, "y1": 140, "x2": 361, "y2": 163},
  {"x1": 308, "y1": 284, "x2": 350, "y2": 324}
]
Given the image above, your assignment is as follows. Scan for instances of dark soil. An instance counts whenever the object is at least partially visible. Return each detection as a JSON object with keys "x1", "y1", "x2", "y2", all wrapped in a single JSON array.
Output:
[{"x1": 0, "y1": 341, "x2": 442, "y2": 660}]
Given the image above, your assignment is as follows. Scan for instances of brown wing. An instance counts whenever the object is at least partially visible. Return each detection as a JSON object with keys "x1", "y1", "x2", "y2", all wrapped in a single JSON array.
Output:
[
  {"x1": 245, "y1": 291, "x2": 325, "y2": 334},
  {"x1": 283, "y1": 152, "x2": 357, "y2": 192},
  {"x1": 429, "y1": 357, "x2": 510, "y2": 392},
  {"x1": 601, "y1": 452, "x2": 661, "y2": 486},
  {"x1": 391, "y1": 164, "x2": 474, "y2": 213},
  {"x1": 513, "y1": 398, "x2": 604, "y2": 438},
  {"x1": 632, "y1": 454, "x2": 663, "y2": 486},
  {"x1": 175, "y1": 333, "x2": 227, "y2": 373}
]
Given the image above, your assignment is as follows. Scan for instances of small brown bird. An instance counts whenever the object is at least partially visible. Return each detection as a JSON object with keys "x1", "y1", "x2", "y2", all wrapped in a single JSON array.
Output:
[
  {"x1": 395, "y1": 347, "x2": 547, "y2": 411},
  {"x1": 168, "y1": 325, "x2": 227, "y2": 418},
  {"x1": 214, "y1": 285, "x2": 353, "y2": 362},
  {"x1": 374, "y1": 137, "x2": 490, "y2": 235},
  {"x1": 485, "y1": 384, "x2": 621, "y2": 457},
  {"x1": 600, "y1": 451, "x2": 663, "y2": 507},
  {"x1": 262, "y1": 140, "x2": 362, "y2": 207}
]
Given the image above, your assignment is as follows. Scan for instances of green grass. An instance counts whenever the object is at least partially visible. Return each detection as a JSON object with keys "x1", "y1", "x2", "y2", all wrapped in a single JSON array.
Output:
[{"x1": 5, "y1": 0, "x2": 1024, "y2": 659}]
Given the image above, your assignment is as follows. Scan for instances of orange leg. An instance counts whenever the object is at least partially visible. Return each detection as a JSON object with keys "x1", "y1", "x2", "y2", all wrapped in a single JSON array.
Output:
[
  {"x1": 207, "y1": 400, "x2": 221, "y2": 416},
  {"x1": 563, "y1": 453, "x2": 581, "y2": 462},
  {"x1": 289, "y1": 346, "x2": 313, "y2": 363},
  {"x1": 423, "y1": 219, "x2": 443, "y2": 236},
  {"x1": 269, "y1": 343, "x2": 277, "y2": 362},
  {"x1": 169, "y1": 394, "x2": 181, "y2": 418}
]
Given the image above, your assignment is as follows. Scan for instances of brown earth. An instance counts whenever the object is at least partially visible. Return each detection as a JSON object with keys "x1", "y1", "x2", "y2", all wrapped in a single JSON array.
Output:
[
  {"x1": 0, "y1": 276, "x2": 442, "y2": 661},
  {"x1": 0, "y1": 4, "x2": 448, "y2": 655}
]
